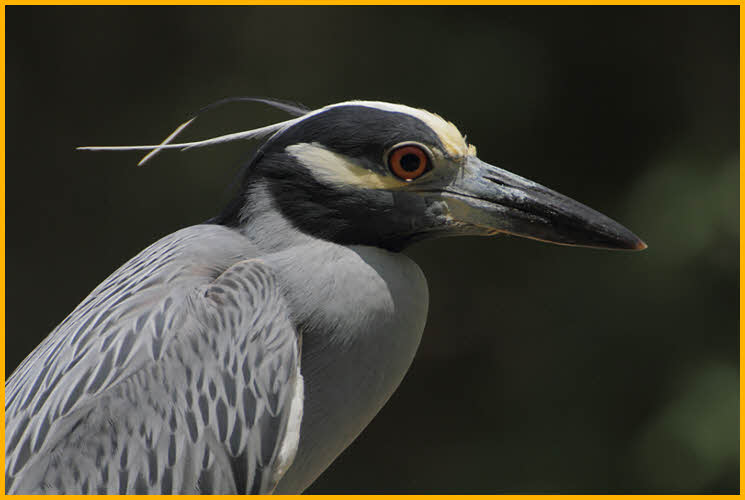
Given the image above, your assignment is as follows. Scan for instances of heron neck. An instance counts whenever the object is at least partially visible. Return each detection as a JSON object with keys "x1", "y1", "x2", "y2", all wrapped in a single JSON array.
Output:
[{"x1": 236, "y1": 181, "x2": 321, "y2": 254}]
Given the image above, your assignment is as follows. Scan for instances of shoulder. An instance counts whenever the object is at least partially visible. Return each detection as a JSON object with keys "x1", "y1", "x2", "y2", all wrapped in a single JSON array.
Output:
[
  {"x1": 6, "y1": 232, "x2": 301, "y2": 494},
  {"x1": 6, "y1": 225, "x2": 259, "y2": 462}
]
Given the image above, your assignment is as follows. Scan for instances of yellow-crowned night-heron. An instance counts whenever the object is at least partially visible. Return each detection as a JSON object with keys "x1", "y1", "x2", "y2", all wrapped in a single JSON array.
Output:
[{"x1": 5, "y1": 99, "x2": 646, "y2": 494}]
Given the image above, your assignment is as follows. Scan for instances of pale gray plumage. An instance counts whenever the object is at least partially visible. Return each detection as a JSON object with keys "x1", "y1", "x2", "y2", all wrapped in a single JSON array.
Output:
[
  {"x1": 6, "y1": 226, "x2": 301, "y2": 494},
  {"x1": 5, "y1": 219, "x2": 428, "y2": 494},
  {"x1": 6, "y1": 99, "x2": 645, "y2": 495}
]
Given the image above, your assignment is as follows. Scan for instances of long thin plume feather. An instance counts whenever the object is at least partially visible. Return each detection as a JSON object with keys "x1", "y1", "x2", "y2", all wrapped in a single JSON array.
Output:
[
  {"x1": 77, "y1": 97, "x2": 311, "y2": 166},
  {"x1": 193, "y1": 96, "x2": 310, "y2": 118},
  {"x1": 77, "y1": 119, "x2": 299, "y2": 151}
]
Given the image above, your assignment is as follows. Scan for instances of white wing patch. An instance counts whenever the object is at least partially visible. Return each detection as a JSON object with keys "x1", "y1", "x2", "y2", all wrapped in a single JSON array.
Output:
[{"x1": 272, "y1": 365, "x2": 304, "y2": 489}]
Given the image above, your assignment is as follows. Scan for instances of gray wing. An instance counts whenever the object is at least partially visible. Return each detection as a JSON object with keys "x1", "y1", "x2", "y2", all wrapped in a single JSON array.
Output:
[{"x1": 5, "y1": 225, "x2": 302, "y2": 494}]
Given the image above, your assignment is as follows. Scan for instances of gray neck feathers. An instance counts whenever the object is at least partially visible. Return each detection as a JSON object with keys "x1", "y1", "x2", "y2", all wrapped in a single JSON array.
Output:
[{"x1": 237, "y1": 180, "x2": 320, "y2": 254}]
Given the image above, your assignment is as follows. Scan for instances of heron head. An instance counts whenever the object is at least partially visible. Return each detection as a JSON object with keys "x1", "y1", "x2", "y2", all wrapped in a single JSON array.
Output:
[{"x1": 218, "y1": 101, "x2": 646, "y2": 252}]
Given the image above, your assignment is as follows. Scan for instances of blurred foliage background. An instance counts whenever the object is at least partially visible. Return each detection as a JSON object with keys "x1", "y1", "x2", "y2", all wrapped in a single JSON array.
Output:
[{"x1": 6, "y1": 6, "x2": 738, "y2": 494}]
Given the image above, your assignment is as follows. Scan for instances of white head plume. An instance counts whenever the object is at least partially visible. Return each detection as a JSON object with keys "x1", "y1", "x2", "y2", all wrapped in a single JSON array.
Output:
[{"x1": 77, "y1": 116, "x2": 303, "y2": 166}]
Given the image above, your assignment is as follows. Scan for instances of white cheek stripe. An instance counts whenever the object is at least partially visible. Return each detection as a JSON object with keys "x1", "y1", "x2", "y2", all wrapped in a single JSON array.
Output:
[{"x1": 286, "y1": 143, "x2": 403, "y2": 190}]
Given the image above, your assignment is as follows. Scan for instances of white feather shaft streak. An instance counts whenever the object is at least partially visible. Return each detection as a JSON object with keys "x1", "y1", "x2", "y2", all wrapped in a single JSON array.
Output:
[{"x1": 76, "y1": 118, "x2": 300, "y2": 155}]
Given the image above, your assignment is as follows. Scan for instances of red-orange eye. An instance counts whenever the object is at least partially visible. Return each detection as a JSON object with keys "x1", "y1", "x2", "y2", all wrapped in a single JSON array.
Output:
[{"x1": 388, "y1": 145, "x2": 430, "y2": 181}]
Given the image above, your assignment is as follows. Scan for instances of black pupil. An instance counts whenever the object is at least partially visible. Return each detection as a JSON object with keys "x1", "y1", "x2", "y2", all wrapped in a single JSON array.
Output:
[{"x1": 400, "y1": 153, "x2": 422, "y2": 172}]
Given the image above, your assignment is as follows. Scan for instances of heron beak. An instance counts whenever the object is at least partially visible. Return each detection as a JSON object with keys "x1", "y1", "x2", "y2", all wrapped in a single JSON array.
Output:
[{"x1": 441, "y1": 157, "x2": 647, "y2": 250}]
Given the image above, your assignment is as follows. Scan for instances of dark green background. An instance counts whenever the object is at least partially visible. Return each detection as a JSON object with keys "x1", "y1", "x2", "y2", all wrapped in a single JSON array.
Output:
[{"x1": 6, "y1": 6, "x2": 738, "y2": 493}]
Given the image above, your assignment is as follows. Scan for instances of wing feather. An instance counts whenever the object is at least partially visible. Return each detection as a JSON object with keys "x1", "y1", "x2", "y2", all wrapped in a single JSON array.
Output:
[{"x1": 5, "y1": 226, "x2": 302, "y2": 494}]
